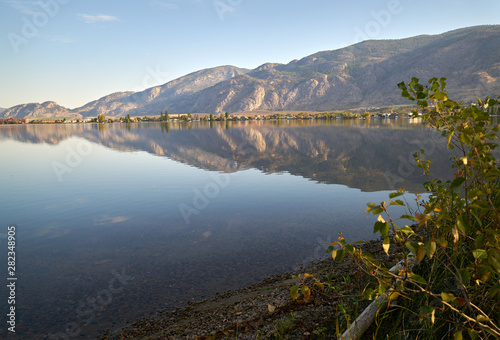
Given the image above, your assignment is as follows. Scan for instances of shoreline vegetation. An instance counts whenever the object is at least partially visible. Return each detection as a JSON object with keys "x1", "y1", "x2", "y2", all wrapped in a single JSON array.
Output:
[
  {"x1": 0, "y1": 105, "x2": 422, "y2": 125},
  {"x1": 2, "y1": 107, "x2": 499, "y2": 125}
]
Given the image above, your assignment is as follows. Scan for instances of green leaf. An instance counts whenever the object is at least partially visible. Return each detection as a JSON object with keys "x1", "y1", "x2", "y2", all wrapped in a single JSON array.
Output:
[
  {"x1": 447, "y1": 132, "x2": 454, "y2": 148},
  {"x1": 472, "y1": 249, "x2": 487, "y2": 259},
  {"x1": 417, "y1": 100, "x2": 428, "y2": 108},
  {"x1": 405, "y1": 242, "x2": 419, "y2": 255},
  {"x1": 373, "y1": 221, "x2": 390, "y2": 238},
  {"x1": 425, "y1": 240, "x2": 436, "y2": 258},
  {"x1": 454, "y1": 330, "x2": 463, "y2": 340},
  {"x1": 409, "y1": 273, "x2": 427, "y2": 285},
  {"x1": 441, "y1": 292, "x2": 455, "y2": 302},
  {"x1": 390, "y1": 199, "x2": 405, "y2": 206},
  {"x1": 439, "y1": 77, "x2": 447, "y2": 89},
  {"x1": 456, "y1": 215, "x2": 470, "y2": 234},
  {"x1": 290, "y1": 285, "x2": 299, "y2": 300},
  {"x1": 345, "y1": 244, "x2": 354, "y2": 254},
  {"x1": 401, "y1": 226, "x2": 416, "y2": 237},
  {"x1": 363, "y1": 287, "x2": 376, "y2": 300},
  {"x1": 459, "y1": 133, "x2": 472, "y2": 146},
  {"x1": 389, "y1": 192, "x2": 404, "y2": 199},
  {"x1": 416, "y1": 246, "x2": 426, "y2": 263},
  {"x1": 450, "y1": 177, "x2": 466, "y2": 189},
  {"x1": 458, "y1": 268, "x2": 470, "y2": 285},
  {"x1": 467, "y1": 329, "x2": 479, "y2": 340},
  {"x1": 337, "y1": 249, "x2": 345, "y2": 262},
  {"x1": 365, "y1": 203, "x2": 380, "y2": 213}
]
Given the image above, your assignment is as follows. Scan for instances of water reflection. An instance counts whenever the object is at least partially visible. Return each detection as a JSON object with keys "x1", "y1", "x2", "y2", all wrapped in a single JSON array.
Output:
[
  {"x1": 0, "y1": 120, "x2": 457, "y2": 338},
  {"x1": 0, "y1": 119, "x2": 452, "y2": 192}
]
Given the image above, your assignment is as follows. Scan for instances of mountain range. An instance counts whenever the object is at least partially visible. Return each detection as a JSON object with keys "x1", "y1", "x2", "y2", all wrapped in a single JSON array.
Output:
[{"x1": 2, "y1": 25, "x2": 499, "y2": 119}]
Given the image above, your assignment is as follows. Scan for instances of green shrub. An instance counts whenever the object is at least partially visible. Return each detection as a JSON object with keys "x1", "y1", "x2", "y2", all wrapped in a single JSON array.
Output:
[{"x1": 331, "y1": 78, "x2": 500, "y2": 338}]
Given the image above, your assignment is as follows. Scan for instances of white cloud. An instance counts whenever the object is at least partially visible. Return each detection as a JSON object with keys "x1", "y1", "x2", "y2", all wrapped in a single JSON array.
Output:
[{"x1": 78, "y1": 13, "x2": 119, "y2": 24}]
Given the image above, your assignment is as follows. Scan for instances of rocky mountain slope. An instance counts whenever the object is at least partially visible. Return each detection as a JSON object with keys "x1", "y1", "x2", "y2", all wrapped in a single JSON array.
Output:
[
  {"x1": 2, "y1": 25, "x2": 499, "y2": 118},
  {"x1": 1, "y1": 66, "x2": 249, "y2": 119}
]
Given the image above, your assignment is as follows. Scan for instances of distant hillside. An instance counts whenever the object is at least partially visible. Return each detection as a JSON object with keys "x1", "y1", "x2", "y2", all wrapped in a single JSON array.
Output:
[
  {"x1": 1, "y1": 101, "x2": 74, "y2": 119},
  {"x1": 2, "y1": 25, "x2": 499, "y2": 119}
]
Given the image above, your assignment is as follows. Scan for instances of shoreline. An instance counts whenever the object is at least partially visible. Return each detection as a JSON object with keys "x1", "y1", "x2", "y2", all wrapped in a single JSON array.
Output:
[{"x1": 98, "y1": 239, "x2": 392, "y2": 339}]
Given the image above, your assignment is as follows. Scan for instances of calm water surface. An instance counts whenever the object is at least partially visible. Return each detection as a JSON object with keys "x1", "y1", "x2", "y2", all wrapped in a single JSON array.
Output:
[{"x1": 0, "y1": 119, "x2": 452, "y2": 338}]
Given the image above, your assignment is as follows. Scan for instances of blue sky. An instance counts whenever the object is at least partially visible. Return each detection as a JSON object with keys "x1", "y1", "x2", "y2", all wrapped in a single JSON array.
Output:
[{"x1": 1, "y1": 0, "x2": 499, "y2": 109}]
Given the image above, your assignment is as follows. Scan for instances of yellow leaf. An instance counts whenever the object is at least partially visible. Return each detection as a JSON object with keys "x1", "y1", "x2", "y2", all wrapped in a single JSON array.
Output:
[
  {"x1": 383, "y1": 237, "x2": 390, "y2": 255},
  {"x1": 477, "y1": 315, "x2": 491, "y2": 322},
  {"x1": 441, "y1": 292, "x2": 455, "y2": 302},
  {"x1": 268, "y1": 304, "x2": 276, "y2": 313},
  {"x1": 431, "y1": 309, "x2": 435, "y2": 324},
  {"x1": 332, "y1": 249, "x2": 338, "y2": 260},
  {"x1": 389, "y1": 291, "x2": 400, "y2": 300},
  {"x1": 417, "y1": 247, "x2": 426, "y2": 263},
  {"x1": 452, "y1": 228, "x2": 459, "y2": 243},
  {"x1": 377, "y1": 215, "x2": 386, "y2": 223},
  {"x1": 303, "y1": 286, "x2": 311, "y2": 302},
  {"x1": 304, "y1": 273, "x2": 313, "y2": 278}
]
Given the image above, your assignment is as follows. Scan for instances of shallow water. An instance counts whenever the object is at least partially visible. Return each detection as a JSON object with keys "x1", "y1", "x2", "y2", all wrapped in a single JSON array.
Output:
[{"x1": 0, "y1": 119, "x2": 452, "y2": 338}]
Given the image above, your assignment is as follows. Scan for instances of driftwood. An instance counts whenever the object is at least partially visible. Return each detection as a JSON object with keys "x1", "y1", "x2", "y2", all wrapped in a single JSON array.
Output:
[{"x1": 340, "y1": 254, "x2": 416, "y2": 340}]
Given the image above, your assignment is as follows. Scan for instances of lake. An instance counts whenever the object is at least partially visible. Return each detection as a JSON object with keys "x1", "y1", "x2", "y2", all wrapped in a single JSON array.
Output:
[{"x1": 0, "y1": 119, "x2": 452, "y2": 338}]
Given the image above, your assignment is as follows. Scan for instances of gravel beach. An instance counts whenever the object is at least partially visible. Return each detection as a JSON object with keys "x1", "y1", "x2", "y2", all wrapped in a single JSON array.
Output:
[{"x1": 97, "y1": 239, "x2": 395, "y2": 339}]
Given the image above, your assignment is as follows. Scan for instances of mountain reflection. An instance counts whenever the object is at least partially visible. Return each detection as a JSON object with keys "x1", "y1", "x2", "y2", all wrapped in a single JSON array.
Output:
[{"x1": 0, "y1": 120, "x2": 454, "y2": 192}]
